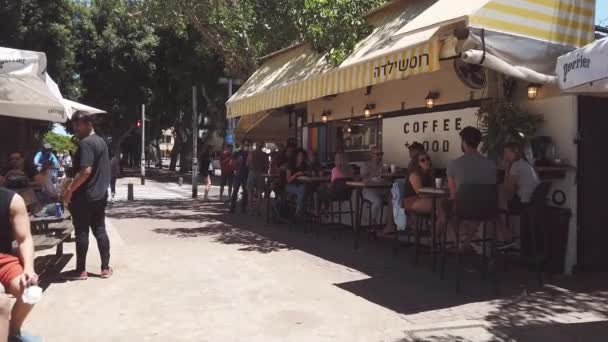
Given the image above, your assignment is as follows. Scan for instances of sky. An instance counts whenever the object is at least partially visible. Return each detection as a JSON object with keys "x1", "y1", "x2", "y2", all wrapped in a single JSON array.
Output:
[
  {"x1": 50, "y1": 0, "x2": 607, "y2": 137},
  {"x1": 598, "y1": 0, "x2": 608, "y2": 25}
]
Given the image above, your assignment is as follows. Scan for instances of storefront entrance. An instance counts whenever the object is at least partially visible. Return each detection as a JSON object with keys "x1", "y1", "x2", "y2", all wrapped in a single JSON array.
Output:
[{"x1": 578, "y1": 95, "x2": 608, "y2": 271}]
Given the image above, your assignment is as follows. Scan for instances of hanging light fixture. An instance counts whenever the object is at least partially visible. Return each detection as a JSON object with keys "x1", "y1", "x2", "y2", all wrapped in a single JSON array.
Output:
[
  {"x1": 425, "y1": 92, "x2": 440, "y2": 109},
  {"x1": 527, "y1": 83, "x2": 541, "y2": 99},
  {"x1": 321, "y1": 110, "x2": 331, "y2": 123},
  {"x1": 364, "y1": 104, "x2": 376, "y2": 117}
]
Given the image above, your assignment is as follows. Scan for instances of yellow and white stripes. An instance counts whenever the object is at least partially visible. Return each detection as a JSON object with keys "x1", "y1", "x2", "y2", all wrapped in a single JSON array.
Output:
[
  {"x1": 469, "y1": 0, "x2": 596, "y2": 48},
  {"x1": 227, "y1": 40, "x2": 440, "y2": 118}
]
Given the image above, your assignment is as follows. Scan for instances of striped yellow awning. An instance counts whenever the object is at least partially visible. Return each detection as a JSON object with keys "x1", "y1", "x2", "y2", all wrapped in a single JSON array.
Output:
[
  {"x1": 227, "y1": 39, "x2": 440, "y2": 118},
  {"x1": 469, "y1": 0, "x2": 596, "y2": 47}
]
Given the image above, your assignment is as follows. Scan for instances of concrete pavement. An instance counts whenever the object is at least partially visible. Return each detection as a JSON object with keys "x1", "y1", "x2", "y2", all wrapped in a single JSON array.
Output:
[{"x1": 24, "y1": 175, "x2": 608, "y2": 341}]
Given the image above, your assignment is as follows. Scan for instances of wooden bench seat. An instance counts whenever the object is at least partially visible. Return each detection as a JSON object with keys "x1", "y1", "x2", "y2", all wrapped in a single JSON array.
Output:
[{"x1": 23, "y1": 218, "x2": 74, "y2": 256}]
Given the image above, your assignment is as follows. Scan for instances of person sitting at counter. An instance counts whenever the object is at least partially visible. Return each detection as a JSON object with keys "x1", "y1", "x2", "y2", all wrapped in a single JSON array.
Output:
[
  {"x1": 285, "y1": 149, "x2": 309, "y2": 216},
  {"x1": 408, "y1": 142, "x2": 426, "y2": 160},
  {"x1": 361, "y1": 146, "x2": 388, "y2": 227},
  {"x1": 403, "y1": 152, "x2": 435, "y2": 213},
  {"x1": 316, "y1": 152, "x2": 353, "y2": 213},
  {"x1": 446, "y1": 126, "x2": 497, "y2": 252},
  {"x1": 308, "y1": 151, "x2": 322, "y2": 177},
  {"x1": 502, "y1": 142, "x2": 540, "y2": 210}
]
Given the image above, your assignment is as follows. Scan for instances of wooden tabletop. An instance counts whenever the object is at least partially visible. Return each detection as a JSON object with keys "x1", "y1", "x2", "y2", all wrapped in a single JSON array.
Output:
[
  {"x1": 418, "y1": 187, "x2": 449, "y2": 196},
  {"x1": 297, "y1": 176, "x2": 331, "y2": 183},
  {"x1": 346, "y1": 180, "x2": 393, "y2": 189},
  {"x1": 30, "y1": 212, "x2": 71, "y2": 224}
]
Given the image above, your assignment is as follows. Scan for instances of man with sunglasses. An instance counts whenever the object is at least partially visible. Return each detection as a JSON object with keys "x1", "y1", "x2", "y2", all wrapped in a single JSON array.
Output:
[{"x1": 361, "y1": 146, "x2": 389, "y2": 229}]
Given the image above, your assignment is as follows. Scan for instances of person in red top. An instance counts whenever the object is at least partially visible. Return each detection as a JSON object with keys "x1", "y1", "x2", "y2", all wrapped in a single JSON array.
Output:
[
  {"x1": 0, "y1": 187, "x2": 41, "y2": 342},
  {"x1": 219, "y1": 145, "x2": 235, "y2": 201}
]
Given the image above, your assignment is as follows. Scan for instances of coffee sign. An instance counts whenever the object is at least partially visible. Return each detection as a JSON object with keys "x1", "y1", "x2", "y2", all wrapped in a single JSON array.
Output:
[{"x1": 382, "y1": 108, "x2": 479, "y2": 168}]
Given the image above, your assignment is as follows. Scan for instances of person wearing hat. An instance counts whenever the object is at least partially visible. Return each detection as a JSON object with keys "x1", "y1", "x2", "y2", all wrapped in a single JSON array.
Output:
[{"x1": 33, "y1": 144, "x2": 59, "y2": 182}]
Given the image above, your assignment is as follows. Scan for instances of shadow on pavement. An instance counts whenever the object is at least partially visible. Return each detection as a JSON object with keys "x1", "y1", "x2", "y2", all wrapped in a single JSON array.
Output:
[
  {"x1": 35, "y1": 253, "x2": 73, "y2": 291},
  {"x1": 108, "y1": 197, "x2": 608, "y2": 341}
]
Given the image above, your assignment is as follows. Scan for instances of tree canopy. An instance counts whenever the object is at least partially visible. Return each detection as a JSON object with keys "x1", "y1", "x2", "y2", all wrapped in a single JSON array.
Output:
[{"x1": 1, "y1": 0, "x2": 388, "y2": 169}]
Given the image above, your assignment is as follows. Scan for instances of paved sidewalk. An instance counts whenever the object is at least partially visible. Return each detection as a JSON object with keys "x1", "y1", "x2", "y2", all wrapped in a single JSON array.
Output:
[{"x1": 24, "y1": 176, "x2": 608, "y2": 341}]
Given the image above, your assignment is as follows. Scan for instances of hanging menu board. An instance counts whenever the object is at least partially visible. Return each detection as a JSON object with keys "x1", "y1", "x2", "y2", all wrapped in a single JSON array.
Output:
[{"x1": 381, "y1": 107, "x2": 480, "y2": 168}]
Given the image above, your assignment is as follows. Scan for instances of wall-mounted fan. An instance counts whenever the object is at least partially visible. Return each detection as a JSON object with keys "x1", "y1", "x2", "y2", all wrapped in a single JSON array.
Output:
[{"x1": 453, "y1": 59, "x2": 487, "y2": 90}]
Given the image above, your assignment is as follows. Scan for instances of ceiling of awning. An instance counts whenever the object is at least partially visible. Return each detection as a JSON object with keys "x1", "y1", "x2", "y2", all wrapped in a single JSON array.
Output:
[{"x1": 233, "y1": 111, "x2": 291, "y2": 142}]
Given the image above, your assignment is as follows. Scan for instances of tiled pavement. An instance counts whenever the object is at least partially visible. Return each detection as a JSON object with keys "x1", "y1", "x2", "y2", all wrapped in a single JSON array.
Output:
[{"x1": 25, "y1": 172, "x2": 608, "y2": 341}]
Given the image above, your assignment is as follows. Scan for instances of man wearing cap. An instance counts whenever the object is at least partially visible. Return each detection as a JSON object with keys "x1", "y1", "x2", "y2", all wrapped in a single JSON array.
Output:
[
  {"x1": 33, "y1": 144, "x2": 59, "y2": 179},
  {"x1": 62, "y1": 112, "x2": 113, "y2": 280}
]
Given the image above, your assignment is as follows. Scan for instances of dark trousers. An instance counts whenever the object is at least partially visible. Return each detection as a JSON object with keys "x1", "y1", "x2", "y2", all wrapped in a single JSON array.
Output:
[
  {"x1": 110, "y1": 177, "x2": 117, "y2": 195},
  {"x1": 70, "y1": 196, "x2": 111, "y2": 271},
  {"x1": 230, "y1": 174, "x2": 248, "y2": 212}
]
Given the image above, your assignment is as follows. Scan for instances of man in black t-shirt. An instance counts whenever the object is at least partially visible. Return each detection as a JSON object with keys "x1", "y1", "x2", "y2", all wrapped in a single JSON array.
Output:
[{"x1": 63, "y1": 112, "x2": 113, "y2": 280}]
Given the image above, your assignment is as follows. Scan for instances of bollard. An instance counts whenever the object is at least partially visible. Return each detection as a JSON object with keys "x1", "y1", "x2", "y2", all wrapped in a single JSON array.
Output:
[
  {"x1": 127, "y1": 183, "x2": 134, "y2": 201},
  {"x1": 178, "y1": 177, "x2": 183, "y2": 187}
]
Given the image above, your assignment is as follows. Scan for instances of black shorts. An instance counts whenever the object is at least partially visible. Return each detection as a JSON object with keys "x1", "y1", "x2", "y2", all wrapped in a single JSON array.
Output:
[{"x1": 221, "y1": 174, "x2": 234, "y2": 187}]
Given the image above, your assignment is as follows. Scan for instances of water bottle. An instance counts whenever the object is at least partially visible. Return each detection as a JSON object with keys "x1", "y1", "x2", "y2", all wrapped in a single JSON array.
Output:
[{"x1": 55, "y1": 203, "x2": 63, "y2": 218}]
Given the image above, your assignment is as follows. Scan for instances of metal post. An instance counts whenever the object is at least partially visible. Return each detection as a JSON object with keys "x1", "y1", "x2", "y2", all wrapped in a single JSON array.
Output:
[
  {"x1": 141, "y1": 104, "x2": 146, "y2": 185},
  {"x1": 192, "y1": 86, "x2": 198, "y2": 199},
  {"x1": 178, "y1": 177, "x2": 183, "y2": 187},
  {"x1": 127, "y1": 183, "x2": 134, "y2": 201}
]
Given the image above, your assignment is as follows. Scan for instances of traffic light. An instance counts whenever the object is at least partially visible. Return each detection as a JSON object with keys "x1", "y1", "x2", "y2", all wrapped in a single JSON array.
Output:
[{"x1": 136, "y1": 120, "x2": 142, "y2": 128}]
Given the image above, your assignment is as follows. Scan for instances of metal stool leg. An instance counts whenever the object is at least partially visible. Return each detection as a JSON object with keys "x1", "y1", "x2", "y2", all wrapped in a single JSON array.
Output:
[{"x1": 455, "y1": 219, "x2": 462, "y2": 292}]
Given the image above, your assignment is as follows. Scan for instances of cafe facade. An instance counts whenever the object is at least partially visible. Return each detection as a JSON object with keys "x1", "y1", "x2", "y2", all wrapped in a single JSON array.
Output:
[{"x1": 226, "y1": 0, "x2": 603, "y2": 274}]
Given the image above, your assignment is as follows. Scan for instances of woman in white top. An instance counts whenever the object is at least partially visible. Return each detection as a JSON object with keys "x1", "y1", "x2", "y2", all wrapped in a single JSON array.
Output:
[{"x1": 503, "y1": 142, "x2": 540, "y2": 209}]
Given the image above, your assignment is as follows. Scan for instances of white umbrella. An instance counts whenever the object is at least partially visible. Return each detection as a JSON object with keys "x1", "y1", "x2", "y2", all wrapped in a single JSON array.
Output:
[
  {"x1": 63, "y1": 99, "x2": 107, "y2": 119},
  {"x1": 0, "y1": 47, "x2": 67, "y2": 122},
  {"x1": 45, "y1": 74, "x2": 107, "y2": 118},
  {"x1": 556, "y1": 37, "x2": 608, "y2": 93}
]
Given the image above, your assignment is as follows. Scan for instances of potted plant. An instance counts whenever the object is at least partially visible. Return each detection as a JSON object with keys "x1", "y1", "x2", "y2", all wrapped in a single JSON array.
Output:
[{"x1": 476, "y1": 99, "x2": 544, "y2": 159}]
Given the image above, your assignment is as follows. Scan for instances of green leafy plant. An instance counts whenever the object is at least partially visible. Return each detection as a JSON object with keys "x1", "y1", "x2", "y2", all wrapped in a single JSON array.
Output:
[
  {"x1": 476, "y1": 99, "x2": 543, "y2": 159},
  {"x1": 43, "y1": 132, "x2": 77, "y2": 153}
]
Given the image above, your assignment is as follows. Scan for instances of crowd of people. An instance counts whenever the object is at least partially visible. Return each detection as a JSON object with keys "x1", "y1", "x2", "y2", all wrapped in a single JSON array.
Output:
[{"x1": 220, "y1": 126, "x2": 540, "y2": 252}]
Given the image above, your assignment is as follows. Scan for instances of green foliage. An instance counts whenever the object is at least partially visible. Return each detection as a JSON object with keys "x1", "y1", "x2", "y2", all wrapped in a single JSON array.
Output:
[
  {"x1": 294, "y1": 0, "x2": 385, "y2": 65},
  {"x1": 142, "y1": 0, "x2": 387, "y2": 75},
  {"x1": 476, "y1": 99, "x2": 544, "y2": 159},
  {"x1": 43, "y1": 132, "x2": 77, "y2": 153}
]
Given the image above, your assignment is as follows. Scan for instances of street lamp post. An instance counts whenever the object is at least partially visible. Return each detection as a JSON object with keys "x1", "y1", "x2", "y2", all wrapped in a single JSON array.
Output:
[
  {"x1": 141, "y1": 104, "x2": 145, "y2": 185},
  {"x1": 192, "y1": 86, "x2": 198, "y2": 199}
]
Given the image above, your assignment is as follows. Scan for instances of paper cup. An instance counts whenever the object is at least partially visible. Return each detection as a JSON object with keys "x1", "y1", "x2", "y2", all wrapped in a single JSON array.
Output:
[
  {"x1": 22, "y1": 285, "x2": 42, "y2": 304},
  {"x1": 390, "y1": 164, "x2": 396, "y2": 174},
  {"x1": 435, "y1": 178, "x2": 443, "y2": 189}
]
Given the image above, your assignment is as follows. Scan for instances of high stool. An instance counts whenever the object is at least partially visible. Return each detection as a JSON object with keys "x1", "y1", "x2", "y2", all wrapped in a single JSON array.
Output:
[
  {"x1": 500, "y1": 181, "x2": 551, "y2": 286},
  {"x1": 440, "y1": 184, "x2": 500, "y2": 293}
]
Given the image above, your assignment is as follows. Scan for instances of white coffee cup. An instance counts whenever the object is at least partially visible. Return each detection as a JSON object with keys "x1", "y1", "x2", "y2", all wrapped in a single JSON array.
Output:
[
  {"x1": 390, "y1": 164, "x2": 396, "y2": 174},
  {"x1": 22, "y1": 285, "x2": 42, "y2": 304},
  {"x1": 435, "y1": 178, "x2": 443, "y2": 189}
]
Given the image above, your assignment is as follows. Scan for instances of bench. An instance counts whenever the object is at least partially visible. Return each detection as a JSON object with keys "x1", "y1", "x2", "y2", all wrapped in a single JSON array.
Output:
[{"x1": 29, "y1": 215, "x2": 74, "y2": 256}]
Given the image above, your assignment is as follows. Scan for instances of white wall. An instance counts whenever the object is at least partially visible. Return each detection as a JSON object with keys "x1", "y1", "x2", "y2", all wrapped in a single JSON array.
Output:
[{"x1": 518, "y1": 86, "x2": 579, "y2": 274}]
